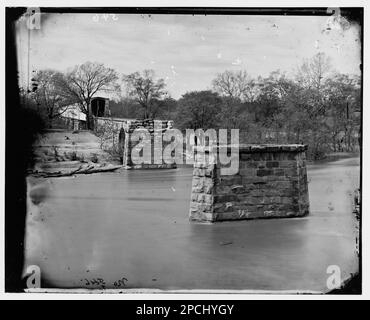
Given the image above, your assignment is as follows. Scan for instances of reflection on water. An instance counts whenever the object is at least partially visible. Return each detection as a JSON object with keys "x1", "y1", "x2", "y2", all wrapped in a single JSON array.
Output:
[{"x1": 25, "y1": 158, "x2": 360, "y2": 291}]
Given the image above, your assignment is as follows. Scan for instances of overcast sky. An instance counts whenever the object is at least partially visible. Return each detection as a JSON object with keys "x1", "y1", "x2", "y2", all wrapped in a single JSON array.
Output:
[{"x1": 16, "y1": 13, "x2": 361, "y2": 99}]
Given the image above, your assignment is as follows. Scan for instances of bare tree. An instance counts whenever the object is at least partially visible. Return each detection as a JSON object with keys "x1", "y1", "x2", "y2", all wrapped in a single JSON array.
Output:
[
  {"x1": 32, "y1": 69, "x2": 76, "y2": 127},
  {"x1": 212, "y1": 70, "x2": 255, "y2": 102},
  {"x1": 122, "y1": 69, "x2": 167, "y2": 118},
  {"x1": 56, "y1": 62, "x2": 119, "y2": 129},
  {"x1": 295, "y1": 52, "x2": 333, "y2": 119},
  {"x1": 296, "y1": 52, "x2": 332, "y2": 91}
]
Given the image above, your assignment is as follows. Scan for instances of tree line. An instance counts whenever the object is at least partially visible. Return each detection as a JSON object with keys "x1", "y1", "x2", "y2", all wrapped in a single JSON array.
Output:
[{"x1": 22, "y1": 52, "x2": 361, "y2": 159}]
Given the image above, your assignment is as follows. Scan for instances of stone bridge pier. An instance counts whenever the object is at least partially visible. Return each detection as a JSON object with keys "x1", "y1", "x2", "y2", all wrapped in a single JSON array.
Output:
[
  {"x1": 190, "y1": 144, "x2": 310, "y2": 222},
  {"x1": 122, "y1": 119, "x2": 176, "y2": 169},
  {"x1": 94, "y1": 117, "x2": 176, "y2": 169}
]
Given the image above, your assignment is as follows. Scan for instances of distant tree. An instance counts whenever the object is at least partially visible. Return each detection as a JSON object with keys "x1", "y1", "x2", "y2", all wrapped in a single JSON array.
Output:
[
  {"x1": 109, "y1": 98, "x2": 142, "y2": 119},
  {"x1": 254, "y1": 71, "x2": 289, "y2": 124},
  {"x1": 31, "y1": 69, "x2": 76, "y2": 127},
  {"x1": 296, "y1": 52, "x2": 332, "y2": 91},
  {"x1": 55, "y1": 62, "x2": 119, "y2": 129},
  {"x1": 212, "y1": 70, "x2": 255, "y2": 102},
  {"x1": 122, "y1": 70, "x2": 167, "y2": 119},
  {"x1": 176, "y1": 91, "x2": 222, "y2": 130},
  {"x1": 295, "y1": 52, "x2": 332, "y2": 118},
  {"x1": 324, "y1": 73, "x2": 361, "y2": 151},
  {"x1": 217, "y1": 96, "x2": 249, "y2": 129},
  {"x1": 151, "y1": 97, "x2": 178, "y2": 119},
  {"x1": 278, "y1": 80, "x2": 312, "y2": 144},
  {"x1": 292, "y1": 53, "x2": 334, "y2": 158}
]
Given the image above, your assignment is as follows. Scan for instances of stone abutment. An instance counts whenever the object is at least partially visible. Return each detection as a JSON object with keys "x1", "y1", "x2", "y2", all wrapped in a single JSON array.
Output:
[
  {"x1": 190, "y1": 144, "x2": 310, "y2": 222},
  {"x1": 94, "y1": 117, "x2": 175, "y2": 169}
]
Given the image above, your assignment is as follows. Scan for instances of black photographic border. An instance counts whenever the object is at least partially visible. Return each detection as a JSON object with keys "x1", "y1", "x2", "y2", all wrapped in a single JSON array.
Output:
[{"x1": 5, "y1": 6, "x2": 363, "y2": 294}]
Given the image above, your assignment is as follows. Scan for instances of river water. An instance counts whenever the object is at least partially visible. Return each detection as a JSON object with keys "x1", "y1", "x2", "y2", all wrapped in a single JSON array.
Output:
[{"x1": 25, "y1": 157, "x2": 360, "y2": 292}]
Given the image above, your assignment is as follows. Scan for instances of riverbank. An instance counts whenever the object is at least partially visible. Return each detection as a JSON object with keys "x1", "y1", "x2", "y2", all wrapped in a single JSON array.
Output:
[
  {"x1": 309, "y1": 152, "x2": 360, "y2": 164},
  {"x1": 30, "y1": 129, "x2": 121, "y2": 176}
]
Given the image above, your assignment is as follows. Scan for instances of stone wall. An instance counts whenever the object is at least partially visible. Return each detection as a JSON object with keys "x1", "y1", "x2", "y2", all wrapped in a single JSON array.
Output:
[
  {"x1": 122, "y1": 119, "x2": 175, "y2": 169},
  {"x1": 190, "y1": 144, "x2": 310, "y2": 222},
  {"x1": 94, "y1": 117, "x2": 176, "y2": 169},
  {"x1": 94, "y1": 117, "x2": 131, "y2": 155}
]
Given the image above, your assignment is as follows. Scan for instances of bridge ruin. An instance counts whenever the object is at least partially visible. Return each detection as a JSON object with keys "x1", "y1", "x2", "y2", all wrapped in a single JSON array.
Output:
[
  {"x1": 190, "y1": 144, "x2": 310, "y2": 222},
  {"x1": 94, "y1": 117, "x2": 176, "y2": 169},
  {"x1": 94, "y1": 116, "x2": 310, "y2": 222}
]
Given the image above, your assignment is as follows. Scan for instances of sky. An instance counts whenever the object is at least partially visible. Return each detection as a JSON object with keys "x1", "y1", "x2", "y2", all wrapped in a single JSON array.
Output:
[{"x1": 16, "y1": 13, "x2": 361, "y2": 99}]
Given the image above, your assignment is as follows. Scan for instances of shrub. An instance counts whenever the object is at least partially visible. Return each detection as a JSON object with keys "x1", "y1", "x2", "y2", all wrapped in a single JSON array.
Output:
[{"x1": 91, "y1": 153, "x2": 99, "y2": 163}]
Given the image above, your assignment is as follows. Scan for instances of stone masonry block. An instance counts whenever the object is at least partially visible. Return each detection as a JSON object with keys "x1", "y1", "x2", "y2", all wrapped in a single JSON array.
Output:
[{"x1": 189, "y1": 144, "x2": 309, "y2": 222}]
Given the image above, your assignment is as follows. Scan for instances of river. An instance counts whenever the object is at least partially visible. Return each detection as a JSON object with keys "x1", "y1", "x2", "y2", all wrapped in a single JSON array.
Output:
[{"x1": 24, "y1": 157, "x2": 360, "y2": 292}]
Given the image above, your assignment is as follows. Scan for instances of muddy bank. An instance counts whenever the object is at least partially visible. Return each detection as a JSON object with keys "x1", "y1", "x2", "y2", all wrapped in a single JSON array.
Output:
[{"x1": 30, "y1": 130, "x2": 121, "y2": 176}]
